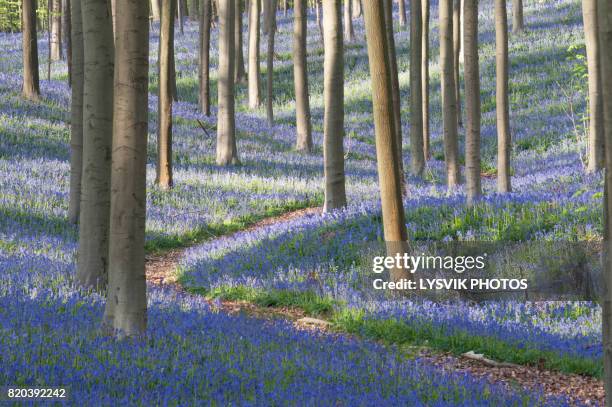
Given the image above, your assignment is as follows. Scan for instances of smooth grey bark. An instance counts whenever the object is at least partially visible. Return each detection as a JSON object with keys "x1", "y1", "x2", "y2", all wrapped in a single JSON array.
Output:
[
  {"x1": 177, "y1": 0, "x2": 184, "y2": 34},
  {"x1": 216, "y1": 0, "x2": 239, "y2": 165},
  {"x1": 64, "y1": 0, "x2": 72, "y2": 84},
  {"x1": 343, "y1": 0, "x2": 354, "y2": 41},
  {"x1": 322, "y1": 0, "x2": 346, "y2": 211},
  {"x1": 266, "y1": 0, "x2": 276, "y2": 125},
  {"x1": 199, "y1": 0, "x2": 211, "y2": 115},
  {"x1": 440, "y1": 0, "x2": 460, "y2": 188},
  {"x1": 453, "y1": 0, "x2": 462, "y2": 128},
  {"x1": 262, "y1": 0, "x2": 269, "y2": 34},
  {"x1": 315, "y1": 0, "x2": 322, "y2": 37},
  {"x1": 410, "y1": 0, "x2": 424, "y2": 176},
  {"x1": 422, "y1": 0, "x2": 430, "y2": 159},
  {"x1": 382, "y1": 0, "x2": 406, "y2": 190},
  {"x1": 598, "y1": 0, "x2": 612, "y2": 400},
  {"x1": 362, "y1": 1, "x2": 409, "y2": 283},
  {"x1": 352, "y1": 0, "x2": 361, "y2": 18},
  {"x1": 77, "y1": 0, "x2": 115, "y2": 290},
  {"x1": 102, "y1": 0, "x2": 149, "y2": 338},
  {"x1": 156, "y1": 0, "x2": 175, "y2": 189},
  {"x1": 496, "y1": 0, "x2": 511, "y2": 192},
  {"x1": 398, "y1": 0, "x2": 406, "y2": 27},
  {"x1": 51, "y1": 0, "x2": 62, "y2": 60},
  {"x1": 68, "y1": 0, "x2": 83, "y2": 223},
  {"x1": 235, "y1": 0, "x2": 247, "y2": 83},
  {"x1": 22, "y1": 0, "x2": 40, "y2": 100},
  {"x1": 512, "y1": 0, "x2": 523, "y2": 33},
  {"x1": 151, "y1": 0, "x2": 161, "y2": 21},
  {"x1": 293, "y1": 0, "x2": 313, "y2": 152},
  {"x1": 248, "y1": 0, "x2": 261, "y2": 108},
  {"x1": 464, "y1": 0, "x2": 480, "y2": 205},
  {"x1": 583, "y1": 0, "x2": 604, "y2": 172}
]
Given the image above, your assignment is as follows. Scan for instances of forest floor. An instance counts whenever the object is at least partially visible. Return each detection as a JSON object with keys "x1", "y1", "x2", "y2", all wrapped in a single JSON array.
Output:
[{"x1": 145, "y1": 208, "x2": 604, "y2": 407}]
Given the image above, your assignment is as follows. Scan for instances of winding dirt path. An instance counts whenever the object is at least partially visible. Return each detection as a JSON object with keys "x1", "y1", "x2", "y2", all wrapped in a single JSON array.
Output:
[{"x1": 144, "y1": 207, "x2": 604, "y2": 406}]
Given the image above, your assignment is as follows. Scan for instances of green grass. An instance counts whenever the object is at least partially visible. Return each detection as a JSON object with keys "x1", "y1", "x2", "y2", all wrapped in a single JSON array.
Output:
[
  {"x1": 144, "y1": 197, "x2": 322, "y2": 254},
  {"x1": 186, "y1": 285, "x2": 338, "y2": 317},
  {"x1": 182, "y1": 281, "x2": 602, "y2": 378}
]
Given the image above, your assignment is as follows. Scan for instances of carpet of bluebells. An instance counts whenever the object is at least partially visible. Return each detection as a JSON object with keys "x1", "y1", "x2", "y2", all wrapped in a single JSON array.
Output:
[{"x1": 0, "y1": 0, "x2": 600, "y2": 404}]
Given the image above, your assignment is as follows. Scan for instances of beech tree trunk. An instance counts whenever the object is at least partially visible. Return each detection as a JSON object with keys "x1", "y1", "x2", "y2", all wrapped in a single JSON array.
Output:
[
  {"x1": 322, "y1": 0, "x2": 346, "y2": 211},
  {"x1": 496, "y1": 0, "x2": 511, "y2": 192},
  {"x1": 343, "y1": 0, "x2": 353, "y2": 41},
  {"x1": 235, "y1": 0, "x2": 247, "y2": 83},
  {"x1": 315, "y1": 0, "x2": 322, "y2": 37},
  {"x1": 64, "y1": 0, "x2": 72, "y2": 83},
  {"x1": 262, "y1": 0, "x2": 269, "y2": 34},
  {"x1": 422, "y1": 0, "x2": 430, "y2": 159},
  {"x1": 362, "y1": 1, "x2": 409, "y2": 283},
  {"x1": 151, "y1": 0, "x2": 161, "y2": 21},
  {"x1": 68, "y1": 0, "x2": 83, "y2": 223},
  {"x1": 583, "y1": 0, "x2": 604, "y2": 172},
  {"x1": 382, "y1": 0, "x2": 406, "y2": 190},
  {"x1": 352, "y1": 0, "x2": 361, "y2": 18},
  {"x1": 248, "y1": 0, "x2": 261, "y2": 108},
  {"x1": 156, "y1": 0, "x2": 175, "y2": 189},
  {"x1": 199, "y1": 0, "x2": 211, "y2": 115},
  {"x1": 293, "y1": 0, "x2": 313, "y2": 152},
  {"x1": 216, "y1": 0, "x2": 239, "y2": 165},
  {"x1": 440, "y1": 0, "x2": 460, "y2": 188},
  {"x1": 398, "y1": 0, "x2": 406, "y2": 27},
  {"x1": 102, "y1": 0, "x2": 149, "y2": 338},
  {"x1": 22, "y1": 0, "x2": 40, "y2": 101},
  {"x1": 410, "y1": 0, "x2": 424, "y2": 176},
  {"x1": 512, "y1": 0, "x2": 523, "y2": 33},
  {"x1": 464, "y1": 0, "x2": 480, "y2": 205},
  {"x1": 598, "y1": 0, "x2": 612, "y2": 399},
  {"x1": 453, "y1": 0, "x2": 462, "y2": 128},
  {"x1": 77, "y1": 0, "x2": 115, "y2": 290},
  {"x1": 266, "y1": 0, "x2": 276, "y2": 125},
  {"x1": 51, "y1": 0, "x2": 62, "y2": 60}
]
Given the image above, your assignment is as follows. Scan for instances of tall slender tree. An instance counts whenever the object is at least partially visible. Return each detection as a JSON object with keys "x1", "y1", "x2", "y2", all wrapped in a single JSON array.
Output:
[
  {"x1": 22, "y1": 0, "x2": 40, "y2": 101},
  {"x1": 398, "y1": 0, "x2": 406, "y2": 27},
  {"x1": 235, "y1": 0, "x2": 246, "y2": 83},
  {"x1": 266, "y1": 0, "x2": 276, "y2": 125},
  {"x1": 315, "y1": 0, "x2": 322, "y2": 38},
  {"x1": 453, "y1": 0, "x2": 462, "y2": 128},
  {"x1": 343, "y1": 0, "x2": 354, "y2": 41},
  {"x1": 293, "y1": 0, "x2": 313, "y2": 152},
  {"x1": 512, "y1": 0, "x2": 523, "y2": 33},
  {"x1": 199, "y1": 0, "x2": 212, "y2": 115},
  {"x1": 464, "y1": 0, "x2": 480, "y2": 205},
  {"x1": 68, "y1": 0, "x2": 84, "y2": 223},
  {"x1": 582, "y1": 0, "x2": 604, "y2": 172},
  {"x1": 496, "y1": 0, "x2": 511, "y2": 192},
  {"x1": 151, "y1": 0, "x2": 161, "y2": 21},
  {"x1": 77, "y1": 0, "x2": 115, "y2": 290},
  {"x1": 382, "y1": 0, "x2": 406, "y2": 190},
  {"x1": 64, "y1": 0, "x2": 72, "y2": 84},
  {"x1": 422, "y1": 0, "x2": 430, "y2": 159},
  {"x1": 248, "y1": 0, "x2": 261, "y2": 108},
  {"x1": 598, "y1": 0, "x2": 612, "y2": 399},
  {"x1": 352, "y1": 0, "x2": 362, "y2": 18},
  {"x1": 323, "y1": 0, "x2": 346, "y2": 211},
  {"x1": 362, "y1": 1, "x2": 409, "y2": 283},
  {"x1": 50, "y1": 0, "x2": 62, "y2": 60},
  {"x1": 440, "y1": 0, "x2": 460, "y2": 188},
  {"x1": 217, "y1": 0, "x2": 239, "y2": 165},
  {"x1": 410, "y1": 0, "x2": 424, "y2": 176},
  {"x1": 102, "y1": 0, "x2": 149, "y2": 338},
  {"x1": 68, "y1": 0, "x2": 83, "y2": 223},
  {"x1": 156, "y1": 0, "x2": 175, "y2": 190}
]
